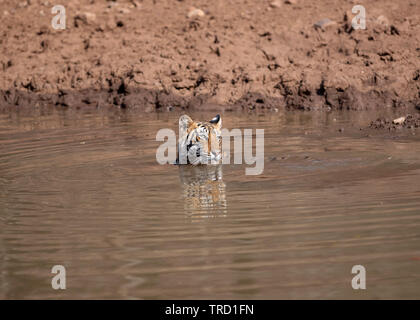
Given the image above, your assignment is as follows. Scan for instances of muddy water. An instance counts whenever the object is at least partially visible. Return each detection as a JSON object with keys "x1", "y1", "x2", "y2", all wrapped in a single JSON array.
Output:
[{"x1": 0, "y1": 109, "x2": 420, "y2": 299}]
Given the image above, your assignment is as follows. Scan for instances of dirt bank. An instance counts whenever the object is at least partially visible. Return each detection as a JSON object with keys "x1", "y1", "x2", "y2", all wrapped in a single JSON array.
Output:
[{"x1": 1, "y1": 0, "x2": 419, "y2": 113}]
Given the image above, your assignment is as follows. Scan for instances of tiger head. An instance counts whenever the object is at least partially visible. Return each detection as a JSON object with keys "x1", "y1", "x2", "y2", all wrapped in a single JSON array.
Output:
[{"x1": 178, "y1": 114, "x2": 222, "y2": 165}]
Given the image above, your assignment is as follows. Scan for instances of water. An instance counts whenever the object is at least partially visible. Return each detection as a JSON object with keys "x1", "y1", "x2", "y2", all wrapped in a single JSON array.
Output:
[{"x1": 1, "y1": 108, "x2": 419, "y2": 299}]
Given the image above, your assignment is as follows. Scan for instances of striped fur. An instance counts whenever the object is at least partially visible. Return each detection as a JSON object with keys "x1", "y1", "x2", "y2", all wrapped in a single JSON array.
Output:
[{"x1": 178, "y1": 115, "x2": 222, "y2": 165}]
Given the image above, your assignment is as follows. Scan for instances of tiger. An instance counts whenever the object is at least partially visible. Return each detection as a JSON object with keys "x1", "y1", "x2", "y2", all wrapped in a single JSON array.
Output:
[{"x1": 177, "y1": 114, "x2": 222, "y2": 165}]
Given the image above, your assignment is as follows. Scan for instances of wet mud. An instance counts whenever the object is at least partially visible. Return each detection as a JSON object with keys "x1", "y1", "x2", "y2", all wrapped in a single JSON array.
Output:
[{"x1": 1, "y1": 0, "x2": 419, "y2": 115}]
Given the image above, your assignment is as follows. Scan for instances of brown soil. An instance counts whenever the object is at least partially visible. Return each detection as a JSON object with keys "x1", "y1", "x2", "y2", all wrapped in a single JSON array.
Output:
[
  {"x1": 369, "y1": 113, "x2": 420, "y2": 130},
  {"x1": 1, "y1": 0, "x2": 419, "y2": 113}
]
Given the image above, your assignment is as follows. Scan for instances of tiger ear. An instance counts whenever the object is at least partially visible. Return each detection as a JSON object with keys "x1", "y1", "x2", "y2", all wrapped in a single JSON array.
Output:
[
  {"x1": 179, "y1": 115, "x2": 193, "y2": 131},
  {"x1": 209, "y1": 114, "x2": 221, "y2": 129}
]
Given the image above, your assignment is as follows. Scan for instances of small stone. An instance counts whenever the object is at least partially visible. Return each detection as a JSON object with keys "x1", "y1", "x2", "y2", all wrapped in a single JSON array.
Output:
[
  {"x1": 284, "y1": 0, "x2": 297, "y2": 4},
  {"x1": 188, "y1": 8, "x2": 205, "y2": 18},
  {"x1": 393, "y1": 116, "x2": 406, "y2": 125},
  {"x1": 314, "y1": 18, "x2": 337, "y2": 30},
  {"x1": 270, "y1": 0, "x2": 282, "y2": 8},
  {"x1": 74, "y1": 12, "x2": 96, "y2": 27},
  {"x1": 187, "y1": 8, "x2": 205, "y2": 18},
  {"x1": 85, "y1": 12, "x2": 97, "y2": 22}
]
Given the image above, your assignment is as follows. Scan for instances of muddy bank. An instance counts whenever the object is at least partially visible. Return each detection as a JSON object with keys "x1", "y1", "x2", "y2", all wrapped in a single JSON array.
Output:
[
  {"x1": 1, "y1": 0, "x2": 419, "y2": 112},
  {"x1": 369, "y1": 113, "x2": 420, "y2": 131}
]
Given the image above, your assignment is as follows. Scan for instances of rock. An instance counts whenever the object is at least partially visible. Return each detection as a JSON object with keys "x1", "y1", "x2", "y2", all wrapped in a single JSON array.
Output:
[
  {"x1": 314, "y1": 18, "x2": 337, "y2": 30},
  {"x1": 270, "y1": 1, "x2": 282, "y2": 8},
  {"x1": 74, "y1": 12, "x2": 96, "y2": 27},
  {"x1": 187, "y1": 8, "x2": 205, "y2": 18},
  {"x1": 284, "y1": 0, "x2": 297, "y2": 4},
  {"x1": 393, "y1": 116, "x2": 406, "y2": 125},
  {"x1": 85, "y1": 12, "x2": 97, "y2": 22}
]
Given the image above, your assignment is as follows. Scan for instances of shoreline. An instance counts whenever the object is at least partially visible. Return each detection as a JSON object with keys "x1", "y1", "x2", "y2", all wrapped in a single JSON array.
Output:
[{"x1": 1, "y1": 0, "x2": 419, "y2": 113}]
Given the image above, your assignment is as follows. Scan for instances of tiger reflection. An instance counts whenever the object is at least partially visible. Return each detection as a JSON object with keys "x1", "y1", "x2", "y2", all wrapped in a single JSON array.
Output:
[{"x1": 178, "y1": 164, "x2": 227, "y2": 217}]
